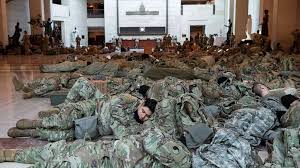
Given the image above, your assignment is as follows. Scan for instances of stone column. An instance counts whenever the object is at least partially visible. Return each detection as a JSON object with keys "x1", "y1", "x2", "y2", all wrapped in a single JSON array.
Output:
[
  {"x1": 0, "y1": 0, "x2": 8, "y2": 46},
  {"x1": 233, "y1": 0, "x2": 248, "y2": 42},
  {"x1": 29, "y1": 0, "x2": 45, "y2": 35}
]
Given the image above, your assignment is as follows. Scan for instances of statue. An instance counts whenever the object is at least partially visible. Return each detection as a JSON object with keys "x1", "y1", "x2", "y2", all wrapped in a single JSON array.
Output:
[
  {"x1": 225, "y1": 19, "x2": 232, "y2": 44},
  {"x1": 290, "y1": 29, "x2": 300, "y2": 54},
  {"x1": 246, "y1": 15, "x2": 252, "y2": 40},
  {"x1": 12, "y1": 22, "x2": 22, "y2": 46},
  {"x1": 167, "y1": 34, "x2": 172, "y2": 47},
  {"x1": 156, "y1": 38, "x2": 161, "y2": 48},
  {"x1": 118, "y1": 38, "x2": 122, "y2": 47},
  {"x1": 28, "y1": 15, "x2": 43, "y2": 35},
  {"x1": 43, "y1": 18, "x2": 52, "y2": 36},
  {"x1": 71, "y1": 27, "x2": 78, "y2": 47},
  {"x1": 261, "y1": 10, "x2": 269, "y2": 37},
  {"x1": 208, "y1": 34, "x2": 214, "y2": 46},
  {"x1": 195, "y1": 33, "x2": 200, "y2": 45},
  {"x1": 134, "y1": 38, "x2": 139, "y2": 48},
  {"x1": 76, "y1": 35, "x2": 81, "y2": 49}
]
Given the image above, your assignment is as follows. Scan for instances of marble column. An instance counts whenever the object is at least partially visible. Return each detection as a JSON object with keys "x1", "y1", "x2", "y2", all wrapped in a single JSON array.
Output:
[
  {"x1": 29, "y1": 0, "x2": 45, "y2": 35},
  {"x1": 233, "y1": 0, "x2": 249, "y2": 42},
  {"x1": 0, "y1": 0, "x2": 8, "y2": 46}
]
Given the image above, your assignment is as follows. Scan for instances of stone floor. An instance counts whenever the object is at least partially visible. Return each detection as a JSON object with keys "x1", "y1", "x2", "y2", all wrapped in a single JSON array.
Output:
[{"x1": 0, "y1": 54, "x2": 65, "y2": 167}]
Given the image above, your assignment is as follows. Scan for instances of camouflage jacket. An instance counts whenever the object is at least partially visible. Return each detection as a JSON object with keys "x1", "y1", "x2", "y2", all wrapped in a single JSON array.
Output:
[{"x1": 97, "y1": 93, "x2": 153, "y2": 139}]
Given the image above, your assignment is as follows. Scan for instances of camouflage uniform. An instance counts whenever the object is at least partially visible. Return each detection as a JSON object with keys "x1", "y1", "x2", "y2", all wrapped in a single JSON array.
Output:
[
  {"x1": 23, "y1": 73, "x2": 76, "y2": 97},
  {"x1": 76, "y1": 62, "x2": 120, "y2": 76},
  {"x1": 193, "y1": 107, "x2": 280, "y2": 168},
  {"x1": 16, "y1": 128, "x2": 191, "y2": 168},
  {"x1": 36, "y1": 77, "x2": 104, "y2": 141},
  {"x1": 270, "y1": 128, "x2": 300, "y2": 167},
  {"x1": 40, "y1": 60, "x2": 87, "y2": 73},
  {"x1": 36, "y1": 77, "x2": 152, "y2": 141},
  {"x1": 224, "y1": 107, "x2": 279, "y2": 146},
  {"x1": 193, "y1": 129, "x2": 256, "y2": 168}
]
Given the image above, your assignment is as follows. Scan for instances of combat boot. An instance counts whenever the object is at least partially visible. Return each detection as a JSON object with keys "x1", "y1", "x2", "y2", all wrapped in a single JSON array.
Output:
[
  {"x1": 12, "y1": 76, "x2": 24, "y2": 91},
  {"x1": 0, "y1": 149, "x2": 4, "y2": 162},
  {"x1": 3, "y1": 149, "x2": 18, "y2": 162},
  {"x1": 16, "y1": 119, "x2": 42, "y2": 129},
  {"x1": 23, "y1": 92, "x2": 35, "y2": 99},
  {"x1": 38, "y1": 108, "x2": 60, "y2": 118},
  {"x1": 7, "y1": 127, "x2": 37, "y2": 138},
  {"x1": 22, "y1": 86, "x2": 32, "y2": 93}
]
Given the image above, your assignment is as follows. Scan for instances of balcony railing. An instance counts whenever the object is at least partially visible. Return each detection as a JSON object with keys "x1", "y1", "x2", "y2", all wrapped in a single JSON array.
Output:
[{"x1": 88, "y1": 9, "x2": 104, "y2": 18}]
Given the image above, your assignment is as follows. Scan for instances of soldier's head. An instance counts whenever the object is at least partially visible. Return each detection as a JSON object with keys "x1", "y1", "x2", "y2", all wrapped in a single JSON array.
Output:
[
  {"x1": 137, "y1": 98, "x2": 157, "y2": 122},
  {"x1": 252, "y1": 83, "x2": 270, "y2": 97},
  {"x1": 281, "y1": 94, "x2": 299, "y2": 109},
  {"x1": 138, "y1": 85, "x2": 150, "y2": 98}
]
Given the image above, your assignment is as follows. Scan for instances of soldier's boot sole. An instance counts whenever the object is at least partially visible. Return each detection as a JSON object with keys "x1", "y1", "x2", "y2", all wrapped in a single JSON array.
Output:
[
  {"x1": 38, "y1": 108, "x2": 60, "y2": 118},
  {"x1": 3, "y1": 149, "x2": 18, "y2": 162},
  {"x1": 0, "y1": 149, "x2": 4, "y2": 163},
  {"x1": 7, "y1": 127, "x2": 37, "y2": 138},
  {"x1": 12, "y1": 76, "x2": 24, "y2": 91},
  {"x1": 16, "y1": 119, "x2": 42, "y2": 129}
]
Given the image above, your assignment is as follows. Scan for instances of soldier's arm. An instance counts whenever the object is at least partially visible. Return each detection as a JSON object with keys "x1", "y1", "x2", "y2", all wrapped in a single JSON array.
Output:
[{"x1": 109, "y1": 95, "x2": 139, "y2": 138}]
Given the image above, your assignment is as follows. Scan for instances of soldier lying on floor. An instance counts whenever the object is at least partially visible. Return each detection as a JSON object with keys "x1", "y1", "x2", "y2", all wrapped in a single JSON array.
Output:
[
  {"x1": 8, "y1": 77, "x2": 159, "y2": 142},
  {"x1": 40, "y1": 60, "x2": 87, "y2": 73},
  {"x1": 1, "y1": 128, "x2": 192, "y2": 168},
  {"x1": 12, "y1": 73, "x2": 82, "y2": 99}
]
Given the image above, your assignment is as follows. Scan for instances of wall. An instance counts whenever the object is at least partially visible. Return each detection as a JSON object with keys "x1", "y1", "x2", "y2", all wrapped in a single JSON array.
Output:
[
  {"x1": 181, "y1": 0, "x2": 225, "y2": 43},
  {"x1": 88, "y1": 18, "x2": 105, "y2": 27},
  {"x1": 104, "y1": 0, "x2": 117, "y2": 42},
  {"x1": 248, "y1": 0, "x2": 260, "y2": 33},
  {"x1": 104, "y1": 0, "x2": 181, "y2": 43},
  {"x1": 274, "y1": 0, "x2": 298, "y2": 49},
  {"x1": 58, "y1": 0, "x2": 88, "y2": 47},
  {"x1": 6, "y1": 0, "x2": 31, "y2": 37}
]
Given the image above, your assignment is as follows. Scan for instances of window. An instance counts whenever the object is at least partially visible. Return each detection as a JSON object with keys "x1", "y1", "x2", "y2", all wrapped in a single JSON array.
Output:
[{"x1": 53, "y1": 0, "x2": 62, "y2": 5}]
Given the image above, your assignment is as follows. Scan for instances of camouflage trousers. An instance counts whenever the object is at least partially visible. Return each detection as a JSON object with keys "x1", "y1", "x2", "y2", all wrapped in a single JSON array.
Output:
[
  {"x1": 193, "y1": 129, "x2": 256, "y2": 168},
  {"x1": 25, "y1": 76, "x2": 61, "y2": 96},
  {"x1": 37, "y1": 99, "x2": 96, "y2": 141},
  {"x1": 76, "y1": 62, "x2": 120, "y2": 76},
  {"x1": 40, "y1": 61, "x2": 87, "y2": 73},
  {"x1": 271, "y1": 128, "x2": 300, "y2": 167},
  {"x1": 37, "y1": 77, "x2": 101, "y2": 141},
  {"x1": 16, "y1": 128, "x2": 191, "y2": 168}
]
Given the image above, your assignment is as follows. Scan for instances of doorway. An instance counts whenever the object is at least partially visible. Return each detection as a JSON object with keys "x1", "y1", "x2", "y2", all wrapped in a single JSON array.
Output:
[{"x1": 190, "y1": 25, "x2": 206, "y2": 39}]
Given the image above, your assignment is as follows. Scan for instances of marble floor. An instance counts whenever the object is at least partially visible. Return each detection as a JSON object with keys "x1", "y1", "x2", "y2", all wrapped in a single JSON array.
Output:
[{"x1": 0, "y1": 54, "x2": 65, "y2": 167}]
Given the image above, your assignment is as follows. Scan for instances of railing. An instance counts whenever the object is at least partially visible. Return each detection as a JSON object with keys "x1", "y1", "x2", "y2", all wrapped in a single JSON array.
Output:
[{"x1": 87, "y1": 9, "x2": 104, "y2": 18}]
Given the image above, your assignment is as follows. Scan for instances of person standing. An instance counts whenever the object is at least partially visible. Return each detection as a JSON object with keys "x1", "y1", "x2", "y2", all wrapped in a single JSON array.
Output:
[
  {"x1": 76, "y1": 35, "x2": 81, "y2": 49},
  {"x1": 261, "y1": 10, "x2": 269, "y2": 37},
  {"x1": 22, "y1": 31, "x2": 31, "y2": 55}
]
